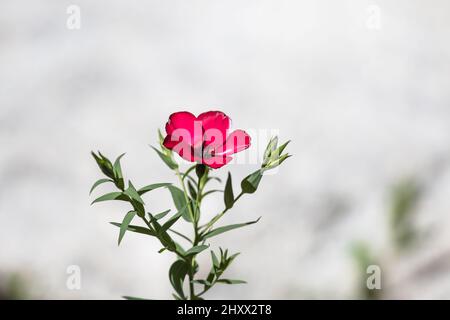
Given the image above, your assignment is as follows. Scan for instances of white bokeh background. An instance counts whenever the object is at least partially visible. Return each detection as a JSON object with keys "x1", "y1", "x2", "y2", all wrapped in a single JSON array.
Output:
[{"x1": 1, "y1": 0, "x2": 450, "y2": 299}]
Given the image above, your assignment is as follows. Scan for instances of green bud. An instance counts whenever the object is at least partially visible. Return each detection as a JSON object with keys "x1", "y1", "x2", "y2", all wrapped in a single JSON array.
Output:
[
  {"x1": 241, "y1": 169, "x2": 263, "y2": 194},
  {"x1": 196, "y1": 164, "x2": 207, "y2": 180},
  {"x1": 91, "y1": 151, "x2": 115, "y2": 179},
  {"x1": 262, "y1": 136, "x2": 278, "y2": 166},
  {"x1": 265, "y1": 153, "x2": 291, "y2": 170}
]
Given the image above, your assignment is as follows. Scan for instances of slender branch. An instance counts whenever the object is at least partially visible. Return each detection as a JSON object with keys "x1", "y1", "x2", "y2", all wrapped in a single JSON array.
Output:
[
  {"x1": 141, "y1": 216, "x2": 186, "y2": 261},
  {"x1": 175, "y1": 168, "x2": 195, "y2": 222},
  {"x1": 175, "y1": 167, "x2": 200, "y2": 300},
  {"x1": 142, "y1": 216, "x2": 152, "y2": 229},
  {"x1": 181, "y1": 164, "x2": 197, "y2": 181},
  {"x1": 200, "y1": 192, "x2": 244, "y2": 235},
  {"x1": 168, "y1": 229, "x2": 193, "y2": 244},
  {"x1": 188, "y1": 259, "x2": 195, "y2": 300},
  {"x1": 197, "y1": 270, "x2": 227, "y2": 297}
]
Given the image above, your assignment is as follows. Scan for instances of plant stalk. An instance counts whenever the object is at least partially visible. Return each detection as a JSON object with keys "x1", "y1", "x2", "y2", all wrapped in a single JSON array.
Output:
[{"x1": 200, "y1": 192, "x2": 244, "y2": 235}]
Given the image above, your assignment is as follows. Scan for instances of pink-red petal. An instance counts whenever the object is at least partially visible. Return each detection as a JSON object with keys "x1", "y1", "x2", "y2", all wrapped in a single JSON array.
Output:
[
  {"x1": 198, "y1": 111, "x2": 230, "y2": 148},
  {"x1": 163, "y1": 135, "x2": 202, "y2": 162},
  {"x1": 165, "y1": 111, "x2": 203, "y2": 147},
  {"x1": 203, "y1": 155, "x2": 233, "y2": 169},
  {"x1": 162, "y1": 111, "x2": 251, "y2": 169},
  {"x1": 219, "y1": 129, "x2": 251, "y2": 156}
]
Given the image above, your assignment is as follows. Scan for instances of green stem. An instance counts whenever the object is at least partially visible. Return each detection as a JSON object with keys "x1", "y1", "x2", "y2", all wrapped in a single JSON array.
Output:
[
  {"x1": 188, "y1": 167, "x2": 208, "y2": 299},
  {"x1": 181, "y1": 164, "x2": 197, "y2": 181},
  {"x1": 175, "y1": 167, "x2": 201, "y2": 300},
  {"x1": 175, "y1": 169, "x2": 195, "y2": 221},
  {"x1": 141, "y1": 216, "x2": 187, "y2": 261},
  {"x1": 200, "y1": 192, "x2": 244, "y2": 235}
]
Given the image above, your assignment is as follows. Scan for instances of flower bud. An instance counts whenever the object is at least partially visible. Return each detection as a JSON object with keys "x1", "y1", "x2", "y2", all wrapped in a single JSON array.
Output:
[{"x1": 91, "y1": 151, "x2": 115, "y2": 179}]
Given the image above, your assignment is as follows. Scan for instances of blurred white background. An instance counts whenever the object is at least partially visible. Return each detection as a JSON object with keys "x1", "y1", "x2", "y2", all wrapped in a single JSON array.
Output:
[{"x1": 1, "y1": 0, "x2": 450, "y2": 299}]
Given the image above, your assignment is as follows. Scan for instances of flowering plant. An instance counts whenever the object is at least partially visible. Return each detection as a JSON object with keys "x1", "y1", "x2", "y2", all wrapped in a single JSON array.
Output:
[{"x1": 90, "y1": 111, "x2": 290, "y2": 299}]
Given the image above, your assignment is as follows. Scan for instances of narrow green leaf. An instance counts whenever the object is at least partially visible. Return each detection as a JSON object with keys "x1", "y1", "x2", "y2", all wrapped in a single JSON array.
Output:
[
  {"x1": 151, "y1": 146, "x2": 178, "y2": 170},
  {"x1": 206, "y1": 270, "x2": 215, "y2": 286},
  {"x1": 228, "y1": 252, "x2": 240, "y2": 264},
  {"x1": 191, "y1": 280, "x2": 212, "y2": 286},
  {"x1": 184, "y1": 175, "x2": 197, "y2": 186},
  {"x1": 266, "y1": 154, "x2": 291, "y2": 169},
  {"x1": 216, "y1": 279, "x2": 247, "y2": 284},
  {"x1": 169, "y1": 260, "x2": 189, "y2": 299},
  {"x1": 130, "y1": 199, "x2": 146, "y2": 218},
  {"x1": 206, "y1": 176, "x2": 222, "y2": 183},
  {"x1": 152, "y1": 209, "x2": 171, "y2": 220},
  {"x1": 89, "y1": 178, "x2": 113, "y2": 195},
  {"x1": 275, "y1": 140, "x2": 290, "y2": 156},
  {"x1": 169, "y1": 229, "x2": 193, "y2": 244},
  {"x1": 168, "y1": 186, "x2": 191, "y2": 222},
  {"x1": 224, "y1": 172, "x2": 234, "y2": 209},
  {"x1": 175, "y1": 242, "x2": 186, "y2": 255},
  {"x1": 122, "y1": 296, "x2": 149, "y2": 300},
  {"x1": 113, "y1": 153, "x2": 126, "y2": 189},
  {"x1": 138, "y1": 183, "x2": 171, "y2": 196},
  {"x1": 110, "y1": 222, "x2": 156, "y2": 237},
  {"x1": 241, "y1": 169, "x2": 263, "y2": 194},
  {"x1": 124, "y1": 181, "x2": 145, "y2": 204},
  {"x1": 187, "y1": 181, "x2": 197, "y2": 200},
  {"x1": 201, "y1": 189, "x2": 223, "y2": 200},
  {"x1": 168, "y1": 186, "x2": 186, "y2": 210},
  {"x1": 211, "y1": 251, "x2": 219, "y2": 268},
  {"x1": 158, "y1": 129, "x2": 165, "y2": 145},
  {"x1": 202, "y1": 217, "x2": 261, "y2": 240},
  {"x1": 172, "y1": 293, "x2": 182, "y2": 300},
  {"x1": 151, "y1": 218, "x2": 176, "y2": 251},
  {"x1": 118, "y1": 211, "x2": 137, "y2": 245},
  {"x1": 185, "y1": 245, "x2": 209, "y2": 257},
  {"x1": 91, "y1": 192, "x2": 127, "y2": 205},
  {"x1": 263, "y1": 136, "x2": 278, "y2": 165},
  {"x1": 161, "y1": 206, "x2": 186, "y2": 233},
  {"x1": 181, "y1": 165, "x2": 197, "y2": 181}
]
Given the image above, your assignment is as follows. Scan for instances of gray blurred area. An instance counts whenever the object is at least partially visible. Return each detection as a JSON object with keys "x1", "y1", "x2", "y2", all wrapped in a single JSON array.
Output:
[{"x1": 1, "y1": 0, "x2": 450, "y2": 299}]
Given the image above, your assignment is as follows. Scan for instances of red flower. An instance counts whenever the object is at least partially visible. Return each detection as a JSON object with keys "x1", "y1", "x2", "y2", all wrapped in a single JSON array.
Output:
[{"x1": 163, "y1": 111, "x2": 251, "y2": 169}]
